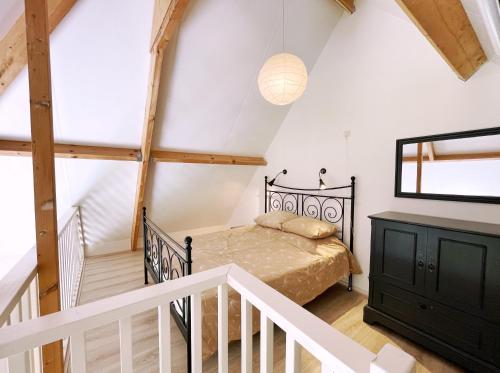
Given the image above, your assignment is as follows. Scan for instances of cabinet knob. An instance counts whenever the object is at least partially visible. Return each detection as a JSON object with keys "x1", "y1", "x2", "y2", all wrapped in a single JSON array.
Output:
[
  {"x1": 428, "y1": 263, "x2": 435, "y2": 272},
  {"x1": 417, "y1": 260, "x2": 424, "y2": 269}
]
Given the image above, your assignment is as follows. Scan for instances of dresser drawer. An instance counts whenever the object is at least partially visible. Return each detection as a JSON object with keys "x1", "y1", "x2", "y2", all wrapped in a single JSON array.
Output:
[{"x1": 372, "y1": 282, "x2": 497, "y2": 363}]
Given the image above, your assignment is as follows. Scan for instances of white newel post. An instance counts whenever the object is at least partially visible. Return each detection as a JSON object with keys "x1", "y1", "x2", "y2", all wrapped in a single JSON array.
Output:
[{"x1": 370, "y1": 344, "x2": 416, "y2": 373}]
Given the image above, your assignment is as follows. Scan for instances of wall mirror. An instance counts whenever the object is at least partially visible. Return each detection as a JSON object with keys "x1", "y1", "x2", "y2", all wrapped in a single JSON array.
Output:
[{"x1": 395, "y1": 127, "x2": 500, "y2": 204}]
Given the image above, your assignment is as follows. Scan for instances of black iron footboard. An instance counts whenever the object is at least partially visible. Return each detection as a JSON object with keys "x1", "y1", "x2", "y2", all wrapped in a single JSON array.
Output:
[{"x1": 142, "y1": 207, "x2": 193, "y2": 372}]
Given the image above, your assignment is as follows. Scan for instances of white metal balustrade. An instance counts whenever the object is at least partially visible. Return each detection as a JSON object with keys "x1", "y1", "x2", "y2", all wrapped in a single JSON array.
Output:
[
  {"x1": 0, "y1": 263, "x2": 416, "y2": 373},
  {"x1": 0, "y1": 206, "x2": 86, "y2": 373},
  {"x1": 58, "y1": 207, "x2": 86, "y2": 312}
]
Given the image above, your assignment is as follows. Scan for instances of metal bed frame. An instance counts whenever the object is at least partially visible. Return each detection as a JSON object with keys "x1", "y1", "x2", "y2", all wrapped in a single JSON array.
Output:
[{"x1": 143, "y1": 176, "x2": 356, "y2": 372}]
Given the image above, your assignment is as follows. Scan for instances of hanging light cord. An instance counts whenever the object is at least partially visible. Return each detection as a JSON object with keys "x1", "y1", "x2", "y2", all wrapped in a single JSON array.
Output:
[{"x1": 282, "y1": 0, "x2": 285, "y2": 52}]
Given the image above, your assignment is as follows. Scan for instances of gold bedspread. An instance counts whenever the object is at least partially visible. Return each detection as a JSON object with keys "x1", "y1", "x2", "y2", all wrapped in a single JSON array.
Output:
[{"x1": 186, "y1": 225, "x2": 362, "y2": 359}]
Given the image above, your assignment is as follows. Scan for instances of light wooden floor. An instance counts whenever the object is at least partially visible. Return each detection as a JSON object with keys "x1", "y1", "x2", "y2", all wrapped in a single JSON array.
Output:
[{"x1": 78, "y1": 251, "x2": 463, "y2": 373}]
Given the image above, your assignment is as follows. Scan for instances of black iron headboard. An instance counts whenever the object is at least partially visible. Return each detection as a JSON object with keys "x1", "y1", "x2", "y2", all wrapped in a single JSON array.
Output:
[{"x1": 264, "y1": 176, "x2": 356, "y2": 290}]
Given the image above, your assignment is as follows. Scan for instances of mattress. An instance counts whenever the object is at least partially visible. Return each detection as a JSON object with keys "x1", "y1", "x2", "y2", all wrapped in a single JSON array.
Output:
[{"x1": 183, "y1": 224, "x2": 361, "y2": 359}]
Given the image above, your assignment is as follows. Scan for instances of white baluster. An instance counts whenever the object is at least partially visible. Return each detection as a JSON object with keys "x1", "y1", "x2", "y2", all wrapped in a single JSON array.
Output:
[
  {"x1": 70, "y1": 332, "x2": 86, "y2": 373},
  {"x1": 217, "y1": 284, "x2": 228, "y2": 373},
  {"x1": 191, "y1": 293, "x2": 202, "y2": 373},
  {"x1": 260, "y1": 312, "x2": 273, "y2": 373},
  {"x1": 119, "y1": 317, "x2": 133, "y2": 373},
  {"x1": 158, "y1": 304, "x2": 171, "y2": 373},
  {"x1": 241, "y1": 296, "x2": 252, "y2": 373},
  {"x1": 285, "y1": 335, "x2": 301, "y2": 373},
  {"x1": 30, "y1": 277, "x2": 42, "y2": 373},
  {"x1": 0, "y1": 357, "x2": 8, "y2": 373},
  {"x1": 7, "y1": 302, "x2": 30, "y2": 373}
]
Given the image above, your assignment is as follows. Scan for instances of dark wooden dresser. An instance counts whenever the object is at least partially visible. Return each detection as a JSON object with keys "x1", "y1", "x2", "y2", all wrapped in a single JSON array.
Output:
[{"x1": 364, "y1": 211, "x2": 500, "y2": 373}]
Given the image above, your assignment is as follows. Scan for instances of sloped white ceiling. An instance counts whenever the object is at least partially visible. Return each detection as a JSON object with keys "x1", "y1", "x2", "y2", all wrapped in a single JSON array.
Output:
[
  {"x1": 0, "y1": 0, "x2": 344, "y2": 271},
  {"x1": 148, "y1": 0, "x2": 343, "y2": 231},
  {"x1": 0, "y1": 0, "x2": 22, "y2": 39},
  {"x1": 0, "y1": 0, "x2": 153, "y2": 276}
]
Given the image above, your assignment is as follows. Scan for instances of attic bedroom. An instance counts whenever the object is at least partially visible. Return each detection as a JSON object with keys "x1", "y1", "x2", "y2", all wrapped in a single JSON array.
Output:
[{"x1": 0, "y1": 0, "x2": 500, "y2": 372}]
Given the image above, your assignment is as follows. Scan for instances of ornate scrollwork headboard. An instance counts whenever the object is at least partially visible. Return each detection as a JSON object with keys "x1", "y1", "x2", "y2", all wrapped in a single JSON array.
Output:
[{"x1": 264, "y1": 176, "x2": 356, "y2": 248}]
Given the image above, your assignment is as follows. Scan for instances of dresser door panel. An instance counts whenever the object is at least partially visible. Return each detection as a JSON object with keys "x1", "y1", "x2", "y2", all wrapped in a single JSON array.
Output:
[
  {"x1": 426, "y1": 229, "x2": 500, "y2": 320},
  {"x1": 373, "y1": 220, "x2": 426, "y2": 294}
]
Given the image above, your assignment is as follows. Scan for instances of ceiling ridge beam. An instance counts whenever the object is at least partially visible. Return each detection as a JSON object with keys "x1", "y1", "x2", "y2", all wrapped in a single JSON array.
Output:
[{"x1": 0, "y1": 0, "x2": 77, "y2": 95}]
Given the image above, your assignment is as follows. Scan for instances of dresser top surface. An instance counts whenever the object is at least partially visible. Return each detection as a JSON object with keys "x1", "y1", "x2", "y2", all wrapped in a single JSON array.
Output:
[{"x1": 369, "y1": 211, "x2": 500, "y2": 238}]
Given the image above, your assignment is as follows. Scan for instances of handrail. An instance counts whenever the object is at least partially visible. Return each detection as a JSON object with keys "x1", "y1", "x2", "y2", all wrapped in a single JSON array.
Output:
[
  {"x1": 0, "y1": 264, "x2": 416, "y2": 373},
  {"x1": 0, "y1": 207, "x2": 85, "y2": 326},
  {"x1": 228, "y1": 265, "x2": 374, "y2": 372},
  {"x1": 0, "y1": 265, "x2": 230, "y2": 355},
  {"x1": 0, "y1": 247, "x2": 37, "y2": 327},
  {"x1": 58, "y1": 207, "x2": 85, "y2": 311}
]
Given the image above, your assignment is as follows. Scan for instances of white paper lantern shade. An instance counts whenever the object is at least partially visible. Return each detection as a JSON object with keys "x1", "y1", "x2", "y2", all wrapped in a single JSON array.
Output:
[{"x1": 258, "y1": 53, "x2": 308, "y2": 106}]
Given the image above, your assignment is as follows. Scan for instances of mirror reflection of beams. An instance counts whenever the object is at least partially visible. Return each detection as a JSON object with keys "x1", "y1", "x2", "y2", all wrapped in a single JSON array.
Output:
[{"x1": 395, "y1": 127, "x2": 500, "y2": 204}]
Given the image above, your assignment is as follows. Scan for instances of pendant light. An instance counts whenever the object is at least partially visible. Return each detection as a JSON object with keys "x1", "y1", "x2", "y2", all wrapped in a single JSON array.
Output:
[{"x1": 258, "y1": 0, "x2": 308, "y2": 106}]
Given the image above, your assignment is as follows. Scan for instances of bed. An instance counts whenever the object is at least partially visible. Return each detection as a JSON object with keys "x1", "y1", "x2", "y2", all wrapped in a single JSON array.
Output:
[{"x1": 143, "y1": 176, "x2": 359, "y2": 370}]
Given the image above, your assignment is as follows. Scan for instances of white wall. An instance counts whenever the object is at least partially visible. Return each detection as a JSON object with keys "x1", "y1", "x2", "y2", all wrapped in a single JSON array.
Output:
[{"x1": 230, "y1": 0, "x2": 500, "y2": 292}]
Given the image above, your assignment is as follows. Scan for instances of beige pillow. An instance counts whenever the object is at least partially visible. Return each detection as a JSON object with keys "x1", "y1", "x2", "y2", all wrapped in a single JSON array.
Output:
[
  {"x1": 282, "y1": 216, "x2": 337, "y2": 239},
  {"x1": 254, "y1": 211, "x2": 298, "y2": 230}
]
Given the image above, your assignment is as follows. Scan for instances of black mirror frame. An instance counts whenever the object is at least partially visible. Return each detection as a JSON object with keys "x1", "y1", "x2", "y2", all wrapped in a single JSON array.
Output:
[{"x1": 395, "y1": 126, "x2": 500, "y2": 205}]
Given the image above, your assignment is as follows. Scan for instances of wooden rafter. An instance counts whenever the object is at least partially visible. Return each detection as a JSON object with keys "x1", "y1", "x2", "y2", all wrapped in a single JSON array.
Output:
[
  {"x1": 151, "y1": 150, "x2": 267, "y2": 166},
  {"x1": 151, "y1": 0, "x2": 190, "y2": 51},
  {"x1": 426, "y1": 142, "x2": 436, "y2": 161},
  {"x1": 0, "y1": 140, "x2": 140, "y2": 160},
  {"x1": 0, "y1": 139, "x2": 268, "y2": 165},
  {"x1": 416, "y1": 143, "x2": 423, "y2": 193},
  {"x1": 0, "y1": 0, "x2": 77, "y2": 95},
  {"x1": 404, "y1": 151, "x2": 500, "y2": 163},
  {"x1": 131, "y1": 0, "x2": 189, "y2": 251},
  {"x1": 24, "y1": 0, "x2": 64, "y2": 371},
  {"x1": 335, "y1": 0, "x2": 355, "y2": 14},
  {"x1": 396, "y1": 0, "x2": 486, "y2": 81}
]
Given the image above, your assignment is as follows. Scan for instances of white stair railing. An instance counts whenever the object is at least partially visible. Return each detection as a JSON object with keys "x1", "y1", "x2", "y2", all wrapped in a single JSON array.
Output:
[
  {"x1": 0, "y1": 247, "x2": 40, "y2": 373},
  {"x1": 0, "y1": 206, "x2": 86, "y2": 373},
  {"x1": 58, "y1": 206, "x2": 86, "y2": 311},
  {"x1": 0, "y1": 264, "x2": 416, "y2": 373}
]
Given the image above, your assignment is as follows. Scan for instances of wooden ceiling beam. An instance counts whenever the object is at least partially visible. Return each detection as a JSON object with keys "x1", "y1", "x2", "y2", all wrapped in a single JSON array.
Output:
[
  {"x1": 416, "y1": 143, "x2": 423, "y2": 193},
  {"x1": 151, "y1": 0, "x2": 189, "y2": 51},
  {"x1": 24, "y1": 0, "x2": 64, "y2": 370},
  {"x1": 335, "y1": 0, "x2": 355, "y2": 14},
  {"x1": 0, "y1": 140, "x2": 139, "y2": 160},
  {"x1": 0, "y1": 139, "x2": 268, "y2": 166},
  {"x1": 396, "y1": 0, "x2": 486, "y2": 81},
  {"x1": 131, "y1": 0, "x2": 189, "y2": 251},
  {"x1": 0, "y1": 0, "x2": 77, "y2": 95},
  {"x1": 151, "y1": 150, "x2": 267, "y2": 166},
  {"x1": 426, "y1": 142, "x2": 436, "y2": 161},
  {"x1": 403, "y1": 151, "x2": 500, "y2": 162}
]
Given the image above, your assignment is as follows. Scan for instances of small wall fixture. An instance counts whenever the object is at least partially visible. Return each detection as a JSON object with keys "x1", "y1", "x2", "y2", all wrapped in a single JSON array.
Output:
[
  {"x1": 319, "y1": 168, "x2": 327, "y2": 190},
  {"x1": 268, "y1": 169, "x2": 287, "y2": 186}
]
